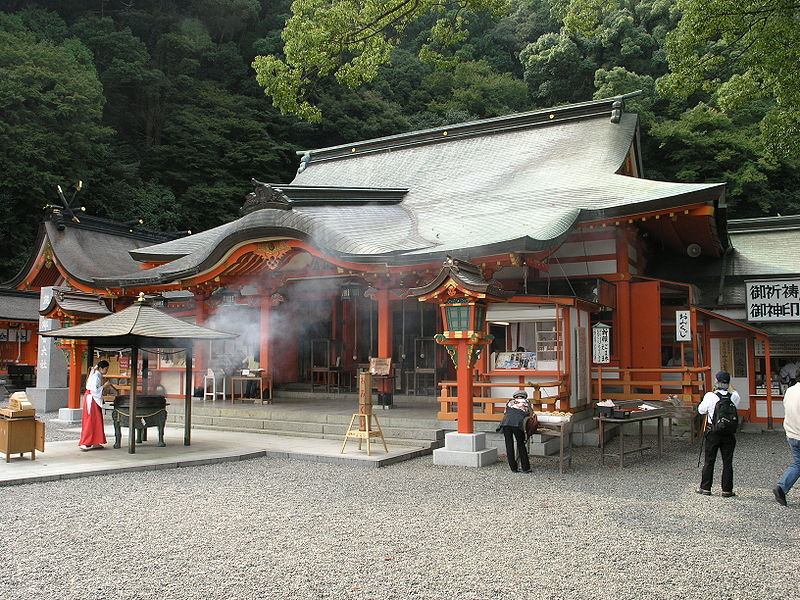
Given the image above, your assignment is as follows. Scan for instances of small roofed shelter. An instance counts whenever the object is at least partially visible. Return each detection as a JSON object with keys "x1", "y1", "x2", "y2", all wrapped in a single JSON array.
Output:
[
  {"x1": 41, "y1": 294, "x2": 236, "y2": 453},
  {"x1": 38, "y1": 287, "x2": 113, "y2": 410}
]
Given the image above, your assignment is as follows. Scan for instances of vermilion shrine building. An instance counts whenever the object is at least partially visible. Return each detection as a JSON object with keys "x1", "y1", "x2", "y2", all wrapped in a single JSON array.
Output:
[{"x1": 4, "y1": 96, "x2": 798, "y2": 428}]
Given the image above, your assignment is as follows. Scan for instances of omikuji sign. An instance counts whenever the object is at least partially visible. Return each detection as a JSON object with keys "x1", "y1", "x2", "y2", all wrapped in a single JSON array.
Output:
[
  {"x1": 675, "y1": 310, "x2": 691, "y2": 341},
  {"x1": 746, "y1": 279, "x2": 800, "y2": 322}
]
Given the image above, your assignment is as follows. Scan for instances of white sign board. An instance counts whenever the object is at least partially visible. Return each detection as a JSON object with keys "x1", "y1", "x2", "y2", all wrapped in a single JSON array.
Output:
[
  {"x1": 746, "y1": 279, "x2": 800, "y2": 322},
  {"x1": 675, "y1": 310, "x2": 691, "y2": 341},
  {"x1": 592, "y1": 324, "x2": 611, "y2": 364}
]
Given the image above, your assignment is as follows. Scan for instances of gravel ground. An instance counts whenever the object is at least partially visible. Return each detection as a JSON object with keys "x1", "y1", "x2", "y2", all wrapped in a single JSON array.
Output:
[{"x1": 1, "y1": 416, "x2": 796, "y2": 600}]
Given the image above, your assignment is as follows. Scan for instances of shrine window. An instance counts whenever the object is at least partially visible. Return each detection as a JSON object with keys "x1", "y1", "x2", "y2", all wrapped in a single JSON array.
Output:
[
  {"x1": 754, "y1": 338, "x2": 800, "y2": 396},
  {"x1": 488, "y1": 318, "x2": 562, "y2": 372}
]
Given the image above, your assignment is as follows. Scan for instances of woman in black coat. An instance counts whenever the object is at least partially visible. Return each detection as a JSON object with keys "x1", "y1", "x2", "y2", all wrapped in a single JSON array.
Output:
[{"x1": 499, "y1": 390, "x2": 532, "y2": 472}]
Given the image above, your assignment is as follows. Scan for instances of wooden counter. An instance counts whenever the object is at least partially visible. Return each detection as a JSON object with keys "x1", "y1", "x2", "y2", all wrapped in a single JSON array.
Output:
[{"x1": 0, "y1": 417, "x2": 44, "y2": 462}]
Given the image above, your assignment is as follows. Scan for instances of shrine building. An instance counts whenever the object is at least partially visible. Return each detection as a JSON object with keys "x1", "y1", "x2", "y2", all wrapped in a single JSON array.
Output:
[{"x1": 4, "y1": 95, "x2": 798, "y2": 430}]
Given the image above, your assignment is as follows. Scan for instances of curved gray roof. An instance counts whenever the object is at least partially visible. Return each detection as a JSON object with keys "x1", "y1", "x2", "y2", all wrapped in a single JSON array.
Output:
[
  {"x1": 4, "y1": 214, "x2": 181, "y2": 289},
  {"x1": 94, "y1": 96, "x2": 725, "y2": 287},
  {"x1": 0, "y1": 289, "x2": 40, "y2": 322}
]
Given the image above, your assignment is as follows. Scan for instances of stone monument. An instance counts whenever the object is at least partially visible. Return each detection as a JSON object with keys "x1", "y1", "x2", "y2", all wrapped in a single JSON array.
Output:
[{"x1": 25, "y1": 287, "x2": 71, "y2": 417}]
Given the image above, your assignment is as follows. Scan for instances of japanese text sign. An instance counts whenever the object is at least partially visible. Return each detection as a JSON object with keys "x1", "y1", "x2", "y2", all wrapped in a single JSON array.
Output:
[
  {"x1": 592, "y1": 324, "x2": 611, "y2": 364},
  {"x1": 675, "y1": 310, "x2": 691, "y2": 341},
  {"x1": 746, "y1": 279, "x2": 800, "y2": 322}
]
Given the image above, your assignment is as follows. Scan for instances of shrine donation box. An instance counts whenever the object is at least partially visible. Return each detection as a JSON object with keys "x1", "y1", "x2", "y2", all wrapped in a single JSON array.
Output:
[{"x1": 0, "y1": 392, "x2": 45, "y2": 462}]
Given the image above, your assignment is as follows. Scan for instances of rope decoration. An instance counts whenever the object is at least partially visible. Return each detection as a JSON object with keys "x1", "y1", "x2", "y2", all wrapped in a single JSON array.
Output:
[{"x1": 112, "y1": 408, "x2": 166, "y2": 419}]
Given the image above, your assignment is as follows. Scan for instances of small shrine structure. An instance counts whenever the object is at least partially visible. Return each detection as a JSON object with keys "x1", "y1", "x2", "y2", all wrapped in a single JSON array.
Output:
[{"x1": 41, "y1": 294, "x2": 236, "y2": 452}]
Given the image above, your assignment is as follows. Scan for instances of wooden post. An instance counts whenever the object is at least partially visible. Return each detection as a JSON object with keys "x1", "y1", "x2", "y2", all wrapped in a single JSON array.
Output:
[
  {"x1": 456, "y1": 339, "x2": 474, "y2": 434},
  {"x1": 376, "y1": 288, "x2": 392, "y2": 394},
  {"x1": 67, "y1": 341, "x2": 83, "y2": 410},
  {"x1": 358, "y1": 370, "x2": 373, "y2": 421},
  {"x1": 259, "y1": 297, "x2": 271, "y2": 378},
  {"x1": 597, "y1": 365, "x2": 603, "y2": 405},
  {"x1": 128, "y1": 346, "x2": 138, "y2": 454},
  {"x1": 765, "y1": 336, "x2": 773, "y2": 430},
  {"x1": 184, "y1": 344, "x2": 193, "y2": 446},
  {"x1": 340, "y1": 369, "x2": 387, "y2": 455},
  {"x1": 193, "y1": 292, "x2": 207, "y2": 388}
]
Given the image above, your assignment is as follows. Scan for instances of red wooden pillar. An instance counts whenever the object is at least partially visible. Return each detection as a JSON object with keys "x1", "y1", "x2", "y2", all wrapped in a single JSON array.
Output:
[
  {"x1": 376, "y1": 288, "x2": 392, "y2": 392},
  {"x1": 456, "y1": 339, "x2": 474, "y2": 434},
  {"x1": 193, "y1": 292, "x2": 207, "y2": 388},
  {"x1": 259, "y1": 297, "x2": 271, "y2": 375},
  {"x1": 67, "y1": 340, "x2": 86, "y2": 409},
  {"x1": 616, "y1": 228, "x2": 632, "y2": 367}
]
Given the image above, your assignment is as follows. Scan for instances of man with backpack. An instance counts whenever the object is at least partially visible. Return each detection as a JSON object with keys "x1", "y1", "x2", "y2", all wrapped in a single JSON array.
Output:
[{"x1": 697, "y1": 371, "x2": 741, "y2": 497}]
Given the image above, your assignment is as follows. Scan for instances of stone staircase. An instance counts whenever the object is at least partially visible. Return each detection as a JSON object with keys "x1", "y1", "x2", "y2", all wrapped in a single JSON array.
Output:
[
  {"x1": 166, "y1": 402, "x2": 447, "y2": 450},
  {"x1": 166, "y1": 394, "x2": 618, "y2": 457}
]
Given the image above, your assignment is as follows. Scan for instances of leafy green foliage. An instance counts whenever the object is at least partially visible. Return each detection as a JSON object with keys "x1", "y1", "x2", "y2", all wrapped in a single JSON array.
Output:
[
  {"x1": 660, "y1": 0, "x2": 800, "y2": 156},
  {"x1": 1, "y1": 0, "x2": 800, "y2": 283},
  {"x1": 252, "y1": 0, "x2": 511, "y2": 121},
  {"x1": 647, "y1": 101, "x2": 800, "y2": 217},
  {"x1": 0, "y1": 24, "x2": 111, "y2": 279}
]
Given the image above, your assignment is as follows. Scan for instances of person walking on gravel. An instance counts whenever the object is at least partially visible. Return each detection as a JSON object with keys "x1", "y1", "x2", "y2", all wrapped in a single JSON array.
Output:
[
  {"x1": 697, "y1": 371, "x2": 740, "y2": 497},
  {"x1": 498, "y1": 390, "x2": 532, "y2": 473},
  {"x1": 773, "y1": 380, "x2": 800, "y2": 506}
]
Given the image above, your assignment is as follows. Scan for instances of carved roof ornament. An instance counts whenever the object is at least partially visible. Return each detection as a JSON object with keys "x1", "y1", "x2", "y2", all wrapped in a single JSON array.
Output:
[
  {"x1": 611, "y1": 99, "x2": 623, "y2": 124},
  {"x1": 241, "y1": 179, "x2": 292, "y2": 215},
  {"x1": 297, "y1": 151, "x2": 312, "y2": 174},
  {"x1": 253, "y1": 241, "x2": 292, "y2": 270},
  {"x1": 407, "y1": 255, "x2": 513, "y2": 303}
]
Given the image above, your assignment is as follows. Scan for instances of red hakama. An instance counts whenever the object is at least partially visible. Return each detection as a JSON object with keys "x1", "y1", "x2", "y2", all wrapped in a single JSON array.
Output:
[{"x1": 79, "y1": 389, "x2": 107, "y2": 447}]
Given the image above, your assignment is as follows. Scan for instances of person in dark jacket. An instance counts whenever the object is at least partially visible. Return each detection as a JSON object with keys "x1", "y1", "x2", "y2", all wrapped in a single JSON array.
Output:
[{"x1": 499, "y1": 390, "x2": 532, "y2": 473}]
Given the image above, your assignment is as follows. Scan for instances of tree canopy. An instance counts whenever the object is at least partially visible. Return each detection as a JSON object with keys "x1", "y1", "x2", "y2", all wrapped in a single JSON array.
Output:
[
  {"x1": 660, "y1": 0, "x2": 800, "y2": 157},
  {"x1": 0, "y1": 0, "x2": 799, "y2": 281},
  {"x1": 251, "y1": 0, "x2": 511, "y2": 121}
]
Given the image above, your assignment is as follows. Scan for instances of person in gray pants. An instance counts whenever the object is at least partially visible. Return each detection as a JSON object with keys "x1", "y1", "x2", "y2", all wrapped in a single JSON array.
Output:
[{"x1": 774, "y1": 380, "x2": 800, "y2": 506}]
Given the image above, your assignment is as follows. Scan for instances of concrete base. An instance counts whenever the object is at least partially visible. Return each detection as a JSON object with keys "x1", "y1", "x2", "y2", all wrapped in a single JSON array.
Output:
[
  {"x1": 54, "y1": 407, "x2": 82, "y2": 424},
  {"x1": 26, "y1": 387, "x2": 69, "y2": 413},
  {"x1": 433, "y1": 432, "x2": 497, "y2": 467}
]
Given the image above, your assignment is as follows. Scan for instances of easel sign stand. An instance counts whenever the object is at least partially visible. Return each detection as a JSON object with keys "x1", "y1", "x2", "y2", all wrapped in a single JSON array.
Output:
[{"x1": 340, "y1": 370, "x2": 388, "y2": 456}]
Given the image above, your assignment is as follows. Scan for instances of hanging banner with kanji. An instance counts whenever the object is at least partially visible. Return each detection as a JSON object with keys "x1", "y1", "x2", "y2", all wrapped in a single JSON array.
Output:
[
  {"x1": 592, "y1": 323, "x2": 611, "y2": 364},
  {"x1": 675, "y1": 310, "x2": 691, "y2": 341},
  {"x1": 745, "y1": 279, "x2": 800, "y2": 322}
]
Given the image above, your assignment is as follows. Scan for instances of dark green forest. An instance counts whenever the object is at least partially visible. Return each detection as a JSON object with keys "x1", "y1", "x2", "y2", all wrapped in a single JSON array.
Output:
[{"x1": 2, "y1": 0, "x2": 799, "y2": 281}]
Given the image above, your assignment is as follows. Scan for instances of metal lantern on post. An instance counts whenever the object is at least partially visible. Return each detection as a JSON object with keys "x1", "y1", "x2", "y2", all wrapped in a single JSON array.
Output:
[{"x1": 408, "y1": 256, "x2": 512, "y2": 435}]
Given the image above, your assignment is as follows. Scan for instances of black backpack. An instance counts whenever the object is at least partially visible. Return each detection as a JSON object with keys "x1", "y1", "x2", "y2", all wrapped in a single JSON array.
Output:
[{"x1": 711, "y1": 392, "x2": 739, "y2": 434}]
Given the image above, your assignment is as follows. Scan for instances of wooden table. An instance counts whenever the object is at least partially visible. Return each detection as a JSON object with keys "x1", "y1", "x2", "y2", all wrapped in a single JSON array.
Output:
[
  {"x1": 231, "y1": 374, "x2": 272, "y2": 404},
  {"x1": 310, "y1": 367, "x2": 346, "y2": 393},
  {"x1": 528, "y1": 418, "x2": 573, "y2": 474},
  {"x1": 595, "y1": 410, "x2": 664, "y2": 468}
]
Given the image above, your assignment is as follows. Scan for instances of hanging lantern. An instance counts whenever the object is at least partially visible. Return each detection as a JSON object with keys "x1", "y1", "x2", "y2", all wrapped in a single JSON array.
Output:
[{"x1": 441, "y1": 297, "x2": 488, "y2": 335}]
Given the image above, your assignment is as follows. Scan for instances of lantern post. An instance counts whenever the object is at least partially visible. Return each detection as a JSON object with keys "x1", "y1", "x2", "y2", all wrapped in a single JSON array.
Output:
[{"x1": 408, "y1": 257, "x2": 512, "y2": 467}]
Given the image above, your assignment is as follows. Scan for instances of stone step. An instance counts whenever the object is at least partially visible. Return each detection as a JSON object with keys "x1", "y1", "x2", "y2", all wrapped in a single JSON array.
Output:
[
  {"x1": 167, "y1": 412, "x2": 445, "y2": 446},
  {"x1": 174, "y1": 403, "x2": 437, "y2": 424},
  {"x1": 184, "y1": 423, "x2": 443, "y2": 449}
]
